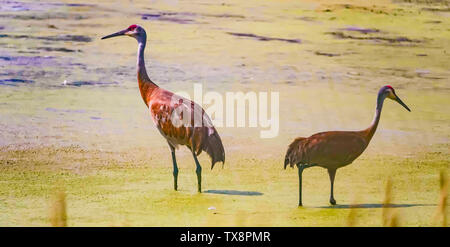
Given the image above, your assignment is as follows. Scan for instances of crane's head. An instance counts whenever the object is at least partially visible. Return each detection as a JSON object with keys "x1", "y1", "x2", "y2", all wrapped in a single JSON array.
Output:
[
  {"x1": 379, "y1": 85, "x2": 411, "y2": 112},
  {"x1": 101, "y1": 24, "x2": 146, "y2": 41}
]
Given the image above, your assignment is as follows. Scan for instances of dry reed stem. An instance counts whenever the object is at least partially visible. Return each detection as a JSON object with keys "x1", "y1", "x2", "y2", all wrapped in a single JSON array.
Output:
[
  {"x1": 382, "y1": 178, "x2": 398, "y2": 227},
  {"x1": 435, "y1": 170, "x2": 448, "y2": 227},
  {"x1": 346, "y1": 195, "x2": 360, "y2": 227},
  {"x1": 50, "y1": 190, "x2": 67, "y2": 227}
]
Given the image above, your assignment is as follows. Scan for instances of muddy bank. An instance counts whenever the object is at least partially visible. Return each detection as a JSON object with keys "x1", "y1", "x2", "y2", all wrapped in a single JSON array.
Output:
[
  {"x1": 326, "y1": 31, "x2": 422, "y2": 44},
  {"x1": 0, "y1": 78, "x2": 34, "y2": 86},
  {"x1": 227, "y1": 32, "x2": 302, "y2": 44},
  {"x1": 0, "y1": 34, "x2": 92, "y2": 42}
]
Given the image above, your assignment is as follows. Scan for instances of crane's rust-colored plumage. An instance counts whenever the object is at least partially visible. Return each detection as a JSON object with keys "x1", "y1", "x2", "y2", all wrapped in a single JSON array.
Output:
[
  {"x1": 102, "y1": 24, "x2": 224, "y2": 192},
  {"x1": 284, "y1": 132, "x2": 368, "y2": 170},
  {"x1": 284, "y1": 85, "x2": 410, "y2": 206},
  {"x1": 147, "y1": 88, "x2": 225, "y2": 169}
]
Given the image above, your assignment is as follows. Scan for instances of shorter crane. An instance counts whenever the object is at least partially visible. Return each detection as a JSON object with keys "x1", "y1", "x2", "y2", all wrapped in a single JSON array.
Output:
[{"x1": 284, "y1": 85, "x2": 411, "y2": 206}]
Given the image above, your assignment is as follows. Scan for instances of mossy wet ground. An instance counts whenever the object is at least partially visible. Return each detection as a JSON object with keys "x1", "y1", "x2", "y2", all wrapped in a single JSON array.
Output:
[
  {"x1": 0, "y1": 0, "x2": 449, "y2": 226},
  {"x1": 0, "y1": 145, "x2": 447, "y2": 226}
]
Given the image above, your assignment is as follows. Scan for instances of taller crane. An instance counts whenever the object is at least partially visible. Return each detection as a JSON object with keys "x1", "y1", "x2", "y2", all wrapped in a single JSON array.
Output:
[{"x1": 102, "y1": 24, "x2": 225, "y2": 192}]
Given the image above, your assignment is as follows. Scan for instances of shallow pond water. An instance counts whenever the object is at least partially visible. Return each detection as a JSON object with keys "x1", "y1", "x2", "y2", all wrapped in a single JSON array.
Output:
[{"x1": 0, "y1": 0, "x2": 448, "y2": 157}]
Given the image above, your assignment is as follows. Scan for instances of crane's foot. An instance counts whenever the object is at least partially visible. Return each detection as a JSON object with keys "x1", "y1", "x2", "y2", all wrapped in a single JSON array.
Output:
[
  {"x1": 330, "y1": 198, "x2": 336, "y2": 205},
  {"x1": 197, "y1": 182, "x2": 202, "y2": 193},
  {"x1": 298, "y1": 203, "x2": 303, "y2": 207},
  {"x1": 196, "y1": 166, "x2": 202, "y2": 193},
  {"x1": 173, "y1": 172, "x2": 178, "y2": 191}
]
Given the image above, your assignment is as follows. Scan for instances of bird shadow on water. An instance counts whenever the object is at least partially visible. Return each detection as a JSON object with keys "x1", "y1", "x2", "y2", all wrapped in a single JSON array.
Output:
[
  {"x1": 204, "y1": 190, "x2": 263, "y2": 196},
  {"x1": 314, "y1": 203, "x2": 435, "y2": 209}
]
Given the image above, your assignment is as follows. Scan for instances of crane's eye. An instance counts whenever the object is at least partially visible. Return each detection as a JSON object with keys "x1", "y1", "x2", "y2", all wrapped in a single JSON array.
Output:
[{"x1": 386, "y1": 89, "x2": 396, "y2": 99}]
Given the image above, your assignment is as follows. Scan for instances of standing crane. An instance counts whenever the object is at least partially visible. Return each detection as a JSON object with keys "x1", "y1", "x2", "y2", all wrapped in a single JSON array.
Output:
[
  {"x1": 102, "y1": 25, "x2": 225, "y2": 192},
  {"x1": 284, "y1": 85, "x2": 410, "y2": 206}
]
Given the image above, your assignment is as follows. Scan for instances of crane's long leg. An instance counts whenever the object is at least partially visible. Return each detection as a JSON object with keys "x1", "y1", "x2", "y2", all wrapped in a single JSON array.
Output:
[
  {"x1": 169, "y1": 144, "x2": 178, "y2": 191},
  {"x1": 192, "y1": 151, "x2": 202, "y2": 193},
  {"x1": 328, "y1": 168, "x2": 337, "y2": 205},
  {"x1": 297, "y1": 164, "x2": 316, "y2": 206},
  {"x1": 297, "y1": 164, "x2": 304, "y2": 207}
]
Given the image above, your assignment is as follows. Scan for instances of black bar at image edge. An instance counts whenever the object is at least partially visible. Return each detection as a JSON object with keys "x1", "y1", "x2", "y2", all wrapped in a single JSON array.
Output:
[{"x1": 0, "y1": 227, "x2": 447, "y2": 245}]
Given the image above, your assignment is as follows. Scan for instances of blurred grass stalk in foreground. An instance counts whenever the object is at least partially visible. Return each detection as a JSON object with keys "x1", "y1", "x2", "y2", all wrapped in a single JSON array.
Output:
[
  {"x1": 346, "y1": 195, "x2": 360, "y2": 227},
  {"x1": 49, "y1": 190, "x2": 67, "y2": 227},
  {"x1": 382, "y1": 178, "x2": 399, "y2": 227},
  {"x1": 434, "y1": 170, "x2": 448, "y2": 227}
]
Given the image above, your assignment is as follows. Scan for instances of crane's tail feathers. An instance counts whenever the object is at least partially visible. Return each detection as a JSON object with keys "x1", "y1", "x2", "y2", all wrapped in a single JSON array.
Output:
[
  {"x1": 284, "y1": 158, "x2": 290, "y2": 170},
  {"x1": 284, "y1": 137, "x2": 306, "y2": 169},
  {"x1": 203, "y1": 129, "x2": 225, "y2": 170}
]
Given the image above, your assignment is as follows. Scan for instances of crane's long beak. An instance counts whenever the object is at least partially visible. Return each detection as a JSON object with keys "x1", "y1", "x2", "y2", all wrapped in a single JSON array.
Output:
[
  {"x1": 394, "y1": 93, "x2": 411, "y2": 112},
  {"x1": 101, "y1": 29, "x2": 128, "y2": 40}
]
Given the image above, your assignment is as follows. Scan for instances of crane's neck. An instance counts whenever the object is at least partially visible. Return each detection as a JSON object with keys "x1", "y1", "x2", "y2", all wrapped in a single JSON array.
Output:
[
  {"x1": 136, "y1": 34, "x2": 158, "y2": 106},
  {"x1": 364, "y1": 92, "x2": 386, "y2": 142}
]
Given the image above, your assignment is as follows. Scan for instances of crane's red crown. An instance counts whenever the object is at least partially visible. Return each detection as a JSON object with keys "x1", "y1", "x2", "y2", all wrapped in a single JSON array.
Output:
[
  {"x1": 127, "y1": 24, "x2": 138, "y2": 30},
  {"x1": 386, "y1": 85, "x2": 393, "y2": 90}
]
